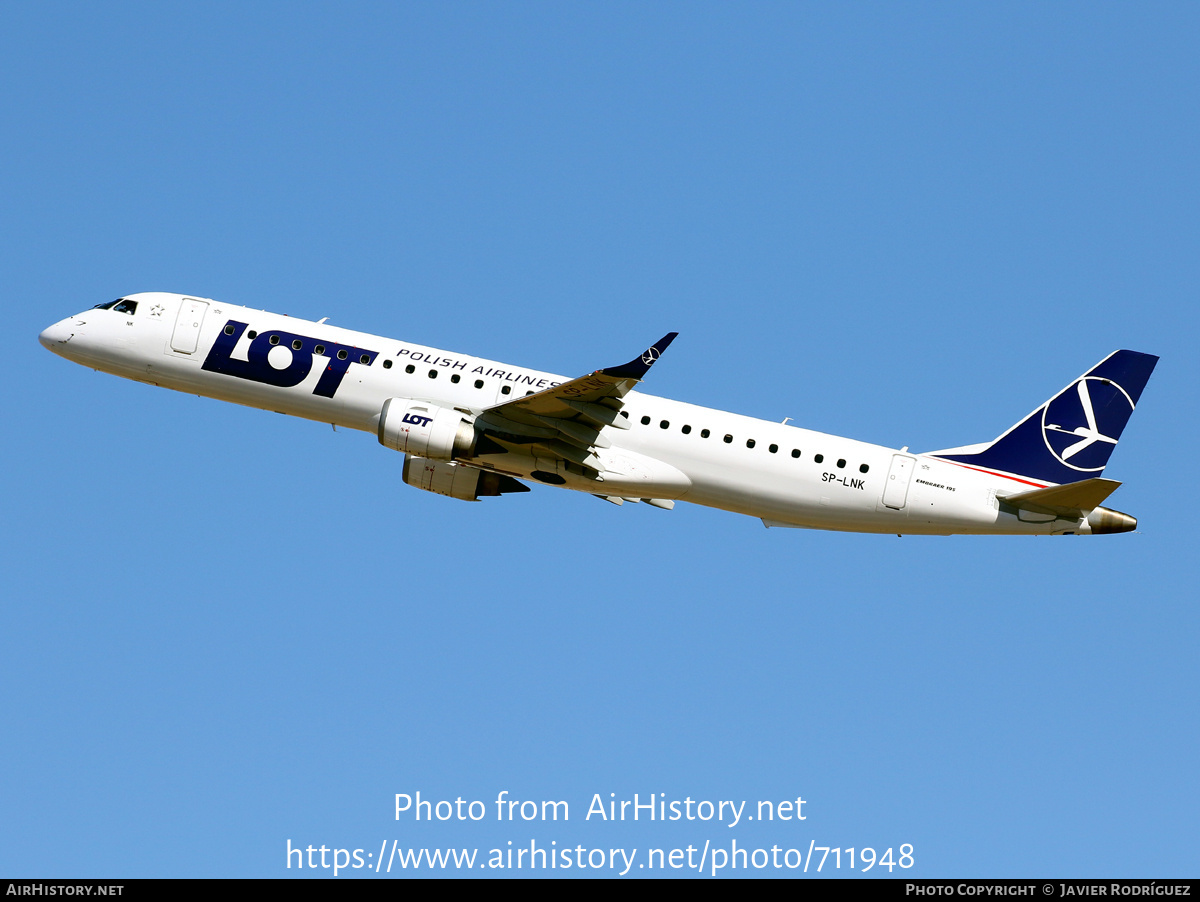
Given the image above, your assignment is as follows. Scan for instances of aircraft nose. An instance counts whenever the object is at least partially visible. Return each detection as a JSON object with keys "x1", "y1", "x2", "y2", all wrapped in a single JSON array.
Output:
[{"x1": 39, "y1": 319, "x2": 73, "y2": 350}]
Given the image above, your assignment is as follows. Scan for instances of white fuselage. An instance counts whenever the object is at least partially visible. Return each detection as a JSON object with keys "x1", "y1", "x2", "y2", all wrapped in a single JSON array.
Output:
[{"x1": 39, "y1": 292, "x2": 1094, "y2": 535}]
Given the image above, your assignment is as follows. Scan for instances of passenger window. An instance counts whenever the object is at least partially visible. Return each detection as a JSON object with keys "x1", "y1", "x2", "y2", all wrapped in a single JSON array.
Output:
[
  {"x1": 526, "y1": 390, "x2": 534, "y2": 395},
  {"x1": 859, "y1": 464, "x2": 869, "y2": 473},
  {"x1": 501, "y1": 386, "x2": 511, "y2": 395},
  {"x1": 746, "y1": 439, "x2": 756, "y2": 449},
  {"x1": 701, "y1": 429, "x2": 710, "y2": 438},
  {"x1": 428, "y1": 369, "x2": 437, "y2": 379},
  {"x1": 451, "y1": 374, "x2": 460, "y2": 383},
  {"x1": 224, "y1": 324, "x2": 235, "y2": 335},
  {"x1": 791, "y1": 449, "x2": 800, "y2": 458},
  {"x1": 269, "y1": 335, "x2": 280, "y2": 345},
  {"x1": 113, "y1": 300, "x2": 137, "y2": 315},
  {"x1": 641, "y1": 416, "x2": 651, "y2": 425},
  {"x1": 474, "y1": 379, "x2": 484, "y2": 388},
  {"x1": 337, "y1": 349, "x2": 348, "y2": 360},
  {"x1": 383, "y1": 359, "x2": 393, "y2": 369},
  {"x1": 292, "y1": 339, "x2": 303, "y2": 350},
  {"x1": 406, "y1": 364, "x2": 416, "y2": 374},
  {"x1": 837, "y1": 459, "x2": 846, "y2": 469},
  {"x1": 247, "y1": 330, "x2": 258, "y2": 339},
  {"x1": 814, "y1": 453, "x2": 824, "y2": 463},
  {"x1": 660, "y1": 420, "x2": 670, "y2": 429},
  {"x1": 361, "y1": 354, "x2": 372, "y2": 364},
  {"x1": 769, "y1": 444, "x2": 778, "y2": 453},
  {"x1": 682, "y1": 425, "x2": 692, "y2": 434},
  {"x1": 723, "y1": 434, "x2": 733, "y2": 444},
  {"x1": 315, "y1": 344, "x2": 325, "y2": 355}
]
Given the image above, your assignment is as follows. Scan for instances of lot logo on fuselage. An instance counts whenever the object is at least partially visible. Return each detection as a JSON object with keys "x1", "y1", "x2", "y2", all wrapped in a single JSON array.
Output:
[
  {"x1": 202, "y1": 320, "x2": 379, "y2": 398},
  {"x1": 1041, "y1": 376, "x2": 1135, "y2": 472}
]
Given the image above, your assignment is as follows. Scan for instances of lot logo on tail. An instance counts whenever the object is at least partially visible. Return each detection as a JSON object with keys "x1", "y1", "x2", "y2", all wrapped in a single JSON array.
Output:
[{"x1": 1041, "y1": 377, "x2": 1135, "y2": 472}]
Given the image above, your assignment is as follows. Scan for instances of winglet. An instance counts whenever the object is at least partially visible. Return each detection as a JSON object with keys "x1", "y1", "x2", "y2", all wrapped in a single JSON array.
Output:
[{"x1": 599, "y1": 332, "x2": 678, "y2": 380}]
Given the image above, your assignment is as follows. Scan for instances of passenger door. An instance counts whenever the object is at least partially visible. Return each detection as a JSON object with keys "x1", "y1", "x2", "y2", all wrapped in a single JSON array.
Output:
[
  {"x1": 882, "y1": 454, "x2": 916, "y2": 510},
  {"x1": 170, "y1": 299, "x2": 208, "y2": 354}
]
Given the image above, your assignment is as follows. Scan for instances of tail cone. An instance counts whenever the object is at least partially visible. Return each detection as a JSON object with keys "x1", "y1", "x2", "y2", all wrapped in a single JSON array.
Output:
[{"x1": 1087, "y1": 507, "x2": 1137, "y2": 534}]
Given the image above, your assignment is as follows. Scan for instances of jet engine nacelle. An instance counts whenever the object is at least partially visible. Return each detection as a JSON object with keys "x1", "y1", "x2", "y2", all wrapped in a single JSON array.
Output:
[
  {"x1": 378, "y1": 398, "x2": 475, "y2": 460},
  {"x1": 402, "y1": 455, "x2": 530, "y2": 501}
]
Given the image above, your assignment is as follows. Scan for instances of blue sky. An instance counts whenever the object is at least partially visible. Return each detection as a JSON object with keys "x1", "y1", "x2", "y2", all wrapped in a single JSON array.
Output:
[{"x1": 2, "y1": 2, "x2": 1197, "y2": 878}]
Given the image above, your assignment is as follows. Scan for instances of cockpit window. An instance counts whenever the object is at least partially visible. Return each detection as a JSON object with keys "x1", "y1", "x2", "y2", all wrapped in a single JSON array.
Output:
[
  {"x1": 93, "y1": 300, "x2": 121, "y2": 310},
  {"x1": 113, "y1": 300, "x2": 138, "y2": 315}
]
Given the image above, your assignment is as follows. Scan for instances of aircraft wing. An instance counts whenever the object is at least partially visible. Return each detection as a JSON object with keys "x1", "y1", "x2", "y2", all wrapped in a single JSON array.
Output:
[{"x1": 472, "y1": 332, "x2": 677, "y2": 471}]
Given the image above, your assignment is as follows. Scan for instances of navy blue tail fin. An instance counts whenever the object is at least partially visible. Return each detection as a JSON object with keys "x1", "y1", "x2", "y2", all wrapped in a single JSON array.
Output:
[{"x1": 928, "y1": 350, "x2": 1158, "y2": 485}]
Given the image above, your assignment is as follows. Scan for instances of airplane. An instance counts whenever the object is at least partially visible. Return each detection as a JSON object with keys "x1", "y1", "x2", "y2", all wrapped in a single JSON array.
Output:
[{"x1": 39, "y1": 292, "x2": 1158, "y2": 536}]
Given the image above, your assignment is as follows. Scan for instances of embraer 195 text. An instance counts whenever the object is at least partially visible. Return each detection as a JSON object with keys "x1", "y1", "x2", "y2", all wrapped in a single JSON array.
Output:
[{"x1": 40, "y1": 293, "x2": 1158, "y2": 536}]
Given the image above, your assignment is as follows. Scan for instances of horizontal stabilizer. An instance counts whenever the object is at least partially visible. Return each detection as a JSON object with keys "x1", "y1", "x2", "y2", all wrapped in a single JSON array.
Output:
[{"x1": 998, "y1": 477, "x2": 1121, "y2": 516}]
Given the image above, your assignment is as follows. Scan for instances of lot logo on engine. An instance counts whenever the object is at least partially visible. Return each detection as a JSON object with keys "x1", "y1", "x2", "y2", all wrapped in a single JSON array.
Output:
[{"x1": 202, "y1": 320, "x2": 378, "y2": 398}]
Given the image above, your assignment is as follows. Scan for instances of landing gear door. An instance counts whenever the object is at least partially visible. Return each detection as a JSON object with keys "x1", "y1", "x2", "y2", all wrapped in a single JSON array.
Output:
[
  {"x1": 882, "y1": 454, "x2": 916, "y2": 510},
  {"x1": 170, "y1": 299, "x2": 208, "y2": 354}
]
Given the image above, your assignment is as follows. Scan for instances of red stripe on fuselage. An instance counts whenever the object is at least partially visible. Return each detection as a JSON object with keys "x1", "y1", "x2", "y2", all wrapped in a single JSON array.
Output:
[{"x1": 930, "y1": 458, "x2": 1050, "y2": 488}]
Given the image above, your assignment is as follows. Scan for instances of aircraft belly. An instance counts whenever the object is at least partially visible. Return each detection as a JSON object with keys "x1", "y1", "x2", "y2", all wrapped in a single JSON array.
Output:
[
  {"x1": 676, "y1": 458, "x2": 883, "y2": 528},
  {"x1": 672, "y1": 454, "x2": 1012, "y2": 534}
]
